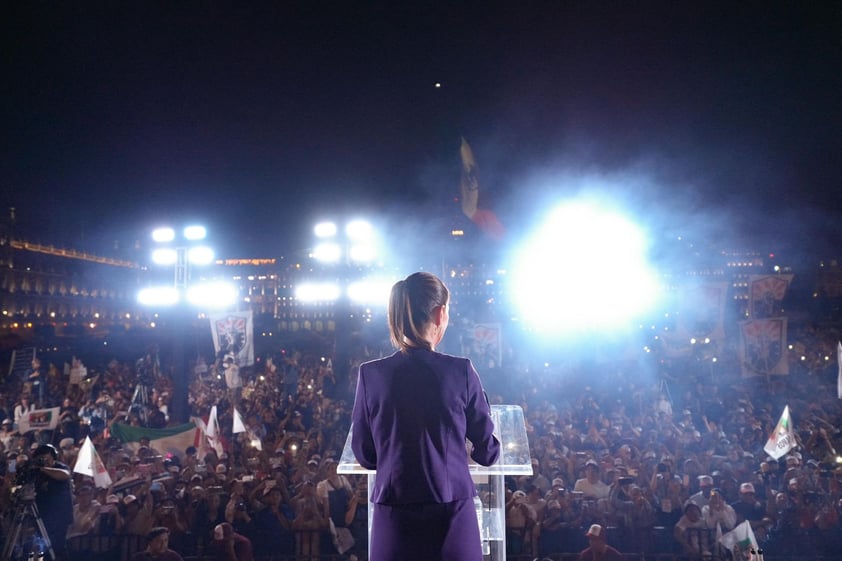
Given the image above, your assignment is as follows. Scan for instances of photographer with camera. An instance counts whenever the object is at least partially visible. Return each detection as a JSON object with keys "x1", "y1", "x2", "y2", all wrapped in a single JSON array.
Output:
[{"x1": 30, "y1": 443, "x2": 73, "y2": 560}]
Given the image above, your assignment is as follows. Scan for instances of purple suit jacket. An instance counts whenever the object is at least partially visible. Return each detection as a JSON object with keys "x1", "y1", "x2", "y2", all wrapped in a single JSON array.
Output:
[{"x1": 351, "y1": 348, "x2": 500, "y2": 505}]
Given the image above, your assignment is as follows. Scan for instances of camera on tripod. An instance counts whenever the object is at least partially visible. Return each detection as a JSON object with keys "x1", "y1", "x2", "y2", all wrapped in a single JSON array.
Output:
[{"x1": 10, "y1": 458, "x2": 44, "y2": 504}]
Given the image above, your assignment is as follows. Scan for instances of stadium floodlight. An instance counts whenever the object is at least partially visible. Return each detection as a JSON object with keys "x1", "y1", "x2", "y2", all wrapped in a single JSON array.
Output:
[
  {"x1": 313, "y1": 242, "x2": 342, "y2": 263},
  {"x1": 151, "y1": 248, "x2": 178, "y2": 266},
  {"x1": 187, "y1": 246, "x2": 214, "y2": 266},
  {"x1": 348, "y1": 278, "x2": 393, "y2": 305},
  {"x1": 152, "y1": 227, "x2": 176, "y2": 243},
  {"x1": 346, "y1": 219, "x2": 373, "y2": 241},
  {"x1": 140, "y1": 224, "x2": 234, "y2": 310},
  {"x1": 183, "y1": 225, "x2": 207, "y2": 241},
  {"x1": 349, "y1": 243, "x2": 376, "y2": 264},
  {"x1": 314, "y1": 222, "x2": 338, "y2": 238}
]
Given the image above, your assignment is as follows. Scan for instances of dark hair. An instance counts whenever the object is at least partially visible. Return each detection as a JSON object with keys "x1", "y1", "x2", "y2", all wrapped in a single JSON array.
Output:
[
  {"x1": 388, "y1": 272, "x2": 449, "y2": 352},
  {"x1": 34, "y1": 443, "x2": 58, "y2": 459},
  {"x1": 147, "y1": 526, "x2": 169, "y2": 542},
  {"x1": 684, "y1": 503, "x2": 701, "y2": 514}
]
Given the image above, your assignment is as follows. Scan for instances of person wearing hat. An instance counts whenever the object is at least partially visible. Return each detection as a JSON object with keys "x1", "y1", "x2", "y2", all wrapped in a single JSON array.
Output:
[
  {"x1": 573, "y1": 459, "x2": 610, "y2": 500},
  {"x1": 129, "y1": 527, "x2": 183, "y2": 561},
  {"x1": 730, "y1": 482, "x2": 771, "y2": 540},
  {"x1": 578, "y1": 524, "x2": 623, "y2": 561},
  {"x1": 686, "y1": 474, "x2": 715, "y2": 509},
  {"x1": 505, "y1": 489, "x2": 537, "y2": 555},
  {"x1": 67, "y1": 483, "x2": 101, "y2": 539},
  {"x1": 31, "y1": 443, "x2": 73, "y2": 558},
  {"x1": 537, "y1": 494, "x2": 566, "y2": 556},
  {"x1": 208, "y1": 522, "x2": 254, "y2": 561},
  {"x1": 701, "y1": 488, "x2": 736, "y2": 532},
  {"x1": 122, "y1": 481, "x2": 155, "y2": 536},
  {"x1": 0, "y1": 417, "x2": 16, "y2": 449},
  {"x1": 58, "y1": 437, "x2": 77, "y2": 465},
  {"x1": 252, "y1": 482, "x2": 295, "y2": 556}
]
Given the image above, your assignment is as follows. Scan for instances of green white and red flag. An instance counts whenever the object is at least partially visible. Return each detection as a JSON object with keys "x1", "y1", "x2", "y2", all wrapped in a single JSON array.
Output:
[
  {"x1": 73, "y1": 436, "x2": 113, "y2": 488},
  {"x1": 763, "y1": 405, "x2": 795, "y2": 460}
]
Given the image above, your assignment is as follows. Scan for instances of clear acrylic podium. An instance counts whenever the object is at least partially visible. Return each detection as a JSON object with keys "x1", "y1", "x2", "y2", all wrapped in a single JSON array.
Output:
[{"x1": 337, "y1": 404, "x2": 533, "y2": 560}]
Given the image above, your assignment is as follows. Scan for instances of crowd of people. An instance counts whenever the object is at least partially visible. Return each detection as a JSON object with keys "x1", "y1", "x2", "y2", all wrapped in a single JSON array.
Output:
[{"x1": 0, "y1": 320, "x2": 841, "y2": 560}]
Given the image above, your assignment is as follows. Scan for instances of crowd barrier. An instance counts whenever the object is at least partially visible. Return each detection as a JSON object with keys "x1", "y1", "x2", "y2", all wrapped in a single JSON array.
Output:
[{"x1": 2, "y1": 525, "x2": 837, "y2": 560}]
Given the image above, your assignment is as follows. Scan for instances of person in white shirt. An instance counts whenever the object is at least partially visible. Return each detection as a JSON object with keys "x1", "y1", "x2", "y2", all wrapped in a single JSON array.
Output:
[
  {"x1": 701, "y1": 488, "x2": 736, "y2": 531},
  {"x1": 686, "y1": 474, "x2": 714, "y2": 509},
  {"x1": 13, "y1": 396, "x2": 34, "y2": 430},
  {"x1": 573, "y1": 460, "x2": 610, "y2": 500},
  {"x1": 223, "y1": 355, "x2": 242, "y2": 403}
]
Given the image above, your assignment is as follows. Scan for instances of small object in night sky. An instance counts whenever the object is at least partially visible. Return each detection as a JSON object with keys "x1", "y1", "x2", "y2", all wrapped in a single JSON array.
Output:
[{"x1": 434, "y1": 82, "x2": 441, "y2": 88}]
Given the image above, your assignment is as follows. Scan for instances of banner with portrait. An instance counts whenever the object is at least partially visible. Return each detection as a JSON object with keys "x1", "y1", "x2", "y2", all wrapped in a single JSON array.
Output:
[
  {"x1": 739, "y1": 318, "x2": 789, "y2": 377},
  {"x1": 18, "y1": 407, "x2": 61, "y2": 433},
  {"x1": 748, "y1": 274, "x2": 793, "y2": 319},
  {"x1": 209, "y1": 310, "x2": 254, "y2": 366}
]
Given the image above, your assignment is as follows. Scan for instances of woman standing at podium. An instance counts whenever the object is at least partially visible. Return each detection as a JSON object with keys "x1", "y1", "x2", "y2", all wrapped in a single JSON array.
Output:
[{"x1": 352, "y1": 271, "x2": 501, "y2": 561}]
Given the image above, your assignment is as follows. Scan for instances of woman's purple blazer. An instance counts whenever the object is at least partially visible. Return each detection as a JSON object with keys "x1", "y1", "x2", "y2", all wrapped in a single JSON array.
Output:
[{"x1": 351, "y1": 348, "x2": 501, "y2": 505}]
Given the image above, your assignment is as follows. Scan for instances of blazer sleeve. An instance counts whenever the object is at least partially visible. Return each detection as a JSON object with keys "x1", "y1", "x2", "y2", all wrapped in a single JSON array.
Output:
[
  {"x1": 465, "y1": 360, "x2": 500, "y2": 466},
  {"x1": 351, "y1": 366, "x2": 377, "y2": 470}
]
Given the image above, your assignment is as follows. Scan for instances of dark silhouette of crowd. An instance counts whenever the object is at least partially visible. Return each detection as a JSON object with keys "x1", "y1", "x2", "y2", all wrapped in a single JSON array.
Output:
[{"x1": 0, "y1": 320, "x2": 841, "y2": 561}]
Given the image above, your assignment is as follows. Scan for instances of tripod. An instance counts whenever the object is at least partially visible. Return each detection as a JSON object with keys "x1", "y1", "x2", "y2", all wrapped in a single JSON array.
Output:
[
  {"x1": 1, "y1": 497, "x2": 56, "y2": 561},
  {"x1": 130, "y1": 381, "x2": 151, "y2": 426}
]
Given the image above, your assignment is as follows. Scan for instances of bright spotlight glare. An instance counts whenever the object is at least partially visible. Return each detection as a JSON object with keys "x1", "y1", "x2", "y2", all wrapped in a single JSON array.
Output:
[
  {"x1": 348, "y1": 279, "x2": 393, "y2": 305},
  {"x1": 314, "y1": 222, "x2": 337, "y2": 238},
  {"x1": 152, "y1": 227, "x2": 175, "y2": 243},
  {"x1": 346, "y1": 219, "x2": 373, "y2": 240},
  {"x1": 151, "y1": 248, "x2": 178, "y2": 266},
  {"x1": 313, "y1": 242, "x2": 341, "y2": 263},
  {"x1": 349, "y1": 243, "x2": 376, "y2": 264},
  {"x1": 510, "y1": 201, "x2": 659, "y2": 334},
  {"x1": 183, "y1": 225, "x2": 207, "y2": 240},
  {"x1": 186, "y1": 282, "x2": 238, "y2": 308},
  {"x1": 187, "y1": 246, "x2": 214, "y2": 265},
  {"x1": 138, "y1": 286, "x2": 180, "y2": 307},
  {"x1": 296, "y1": 283, "x2": 341, "y2": 302}
]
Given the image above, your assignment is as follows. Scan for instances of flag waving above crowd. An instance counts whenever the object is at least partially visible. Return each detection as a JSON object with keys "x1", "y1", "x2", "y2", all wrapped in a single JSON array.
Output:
[
  {"x1": 459, "y1": 137, "x2": 505, "y2": 241},
  {"x1": 73, "y1": 436, "x2": 112, "y2": 488},
  {"x1": 764, "y1": 405, "x2": 796, "y2": 460}
]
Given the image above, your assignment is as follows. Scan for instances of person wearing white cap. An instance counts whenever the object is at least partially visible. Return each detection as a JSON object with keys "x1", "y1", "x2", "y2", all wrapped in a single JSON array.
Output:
[
  {"x1": 578, "y1": 524, "x2": 623, "y2": 561},
  {"x1": 505, "y1": 489, "x2": 537, "y2": 555},
  {"x1": 209, "y1": 522, "x2": 254, "y2": 561},
  {"x1": 686, "y1": 474, "x2": 714, "y2": 509},
  {"x1": 731, "y1": 481, "x2": 771, "y2": 539},
  {"x1": 701, "y1": 488, "x2": 736, "y2": 532},
  {"x1": 573, "y1": 460, "x2": 610, "y2": 500}
]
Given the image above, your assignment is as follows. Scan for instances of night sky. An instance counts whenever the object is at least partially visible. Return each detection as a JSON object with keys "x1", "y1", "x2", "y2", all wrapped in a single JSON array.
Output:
[{"x1": 1, "y1": 3, "x2": 840, "y2": 263}]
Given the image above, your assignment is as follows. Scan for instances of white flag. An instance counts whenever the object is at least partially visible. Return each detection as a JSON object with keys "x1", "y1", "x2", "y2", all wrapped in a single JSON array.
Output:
[
  {"x1": 233, "y1": 407, "x2": 246, "y2": 434},
  {"x1": 837, "y1": 341, "x2": 841, "y2": 399},
  {"x1": 764, "y1": 405, "x2": 795, "y2": 460},
  {"x1": 205, "y1": 406, "x2": 224, "y2": 456},
  {"x1": 73, "y1": 436, "x2": 112, "y2": 488},
  {"x1": 719, "y1": 520, "x2": 758, "y2": 559}
]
